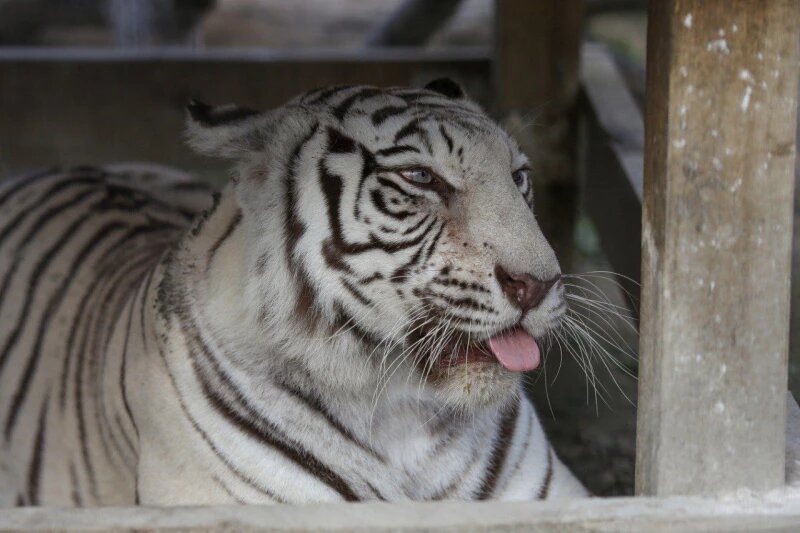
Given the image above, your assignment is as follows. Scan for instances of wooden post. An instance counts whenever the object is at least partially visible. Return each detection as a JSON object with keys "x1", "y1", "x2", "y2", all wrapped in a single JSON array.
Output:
[
  {"x1": 494, "y1": 0, "x2": 584, "y2": 269},
  {"x1": 637, "y1": 0, "x2": 799, "y2": 496}
]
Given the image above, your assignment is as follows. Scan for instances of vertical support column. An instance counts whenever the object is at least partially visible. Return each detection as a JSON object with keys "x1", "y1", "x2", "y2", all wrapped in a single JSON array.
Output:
[
  {"x1": 494, "y1": 0, "x2": 584, "y2": 269},
  {"x1": 637, "y1": 0, "x2": 799, "y2": 495}
]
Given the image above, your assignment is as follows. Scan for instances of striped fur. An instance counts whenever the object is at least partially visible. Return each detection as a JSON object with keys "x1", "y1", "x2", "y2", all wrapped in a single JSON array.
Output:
[{"x1": 0, "y1": 81, "x2": 585, "y2": 506}]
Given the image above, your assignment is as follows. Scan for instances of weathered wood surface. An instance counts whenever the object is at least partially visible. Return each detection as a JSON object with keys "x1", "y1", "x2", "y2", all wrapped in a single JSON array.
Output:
[
  {"x1": 637, "y1": 0, "x2": 799, "y2": 496},
  {"x1": 580, "y1": 43, "x2": 644, "y2": 302},
  {"x1": 1, "y1": 494, "x2": 800, "y2": 532},
  {"x1": 0, "y1": 48, "x2": 489, "y2": 181},
  {"x1": 494, "y1": 0, "x2": 584, "y2": 269}
]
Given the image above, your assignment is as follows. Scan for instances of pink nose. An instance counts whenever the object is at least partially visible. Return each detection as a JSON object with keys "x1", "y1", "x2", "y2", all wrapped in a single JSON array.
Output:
[{"x1": 495, "y1": 265, "x2": 559, "y2": 312}]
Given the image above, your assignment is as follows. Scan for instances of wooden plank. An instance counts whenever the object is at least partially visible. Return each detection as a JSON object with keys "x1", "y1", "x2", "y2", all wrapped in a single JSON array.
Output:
[
  {"x1": 365, "y1": 0, "x2": 464, "y2": 46},
  {"x1": 636, "y1": 0, "x2": 799, "y2": 496},
  {"x1": 494, "y1": 0, "x2": 584, "y2": 269},
  {"x1": 579, "y1": 44, "x2": 644, "y2": 303},
  {"x1": 0, "y1": 48, "x2": 489, "y2": 181},
  {"x1": 2, "y1": 496, "x2": 800, "y2": 532}
]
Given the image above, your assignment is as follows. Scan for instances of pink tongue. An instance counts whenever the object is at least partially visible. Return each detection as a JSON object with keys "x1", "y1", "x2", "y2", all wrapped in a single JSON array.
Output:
[{"x1": 487, "y1": 329, "x2": 541, "y2": 372}]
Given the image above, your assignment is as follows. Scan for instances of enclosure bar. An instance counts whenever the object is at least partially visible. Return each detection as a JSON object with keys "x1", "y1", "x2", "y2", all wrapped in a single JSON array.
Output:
[
  {"x1": 493, "y1": 0, "x2": 584, "y2": 269},
  {"x1": 636, "y1": 0, "x2": 799, "y2": 496},
  {"x1": 579, "y1": 44, "x2": 644, "y2": 302}
]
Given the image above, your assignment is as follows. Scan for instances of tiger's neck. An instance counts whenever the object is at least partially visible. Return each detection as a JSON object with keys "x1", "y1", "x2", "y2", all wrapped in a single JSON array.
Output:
[{"x1": 150, "y1": 186, "x2": 506, "y2": 471}]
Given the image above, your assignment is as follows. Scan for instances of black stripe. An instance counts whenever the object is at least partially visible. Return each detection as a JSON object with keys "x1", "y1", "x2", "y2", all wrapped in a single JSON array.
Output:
[
  {"x1": 68, "y1": 245, "x2": 167, "y2": 499},
  {"x1": 284, "y1": 123, "x2": 321, "y2": 329},
  {"x1": 207, "y1": 210, "x2": 242, "y2": 270},
  {"x1": 138, "y1": 269, "x2": 155, "y2": 355},
  {"x1": 304, "y1": 85, "x2": 354, "y2": 106},
  {"x1": 26, "y1": 396, "x2": 49, "y2": 505},
  {"x1": 536, "y1": 448, "x2": 554, "y2": 499},
  {"x1": 331, "y1": 303, "x2": 383, "y2": 348},
  {"x1": 369, "y1": 189, "x2": 415, "y2": 220},
  {"x1": 193, "y1": 346, "x2": 361, "y2": 501},
  {"x1": 0, "y1": 177, "x2": 100, "y2": 250},
  {"x1": 332, "y1": 88, "x2": 382, "y2": 121},
  {"x1": 0, "y1": 167, "x2": 58, "y2": 208},
  {"x1": 393, "y1": 120, "x2": 423, "y2": 144},
  {"x1": 352, "y1": 145, "x2": 378, "y2": 221},
  {"x1": 390, "y1": 241, "x2": 426, "y2": 283},
  {"x1": 156, "y1": 345, "x2": 284, "y2": 502},
  {"x1": 393, "y1": 120, "x2": 434, "y2": 155},
  {"x1": 375, "y1": 177, "x2": 422, "y2": 199},
  {"x1": 475, "y1": 399, "x2": 519, "y2": 500},
  {"x1": 375, "y1": 145, "x2": 421, "y2": 157},
  {"x1": 58, "y1": 226, "x2": 171, "y2": 410},
  {"x1": 371, "y1": 105, "x2": 409, "y2": 125},
  {"x1": 0, "y1": 194, "x2": 100, "y2": 381},
  {"x1": 173, "y1": 301, "x2": 363, "y2": 501},
  {"x1": 212, "y1": 474, "x2": 245, "y2": 504},
  {"x1": 429, "y1": 292, "x2": 496, "y2": 314},
  {"x1": 271, "y1": 376, "x2": 384, "y2": 462},
  {"x1": 284, "y1": 123, "x2": 321, "y2": 272},
  {"x1": 401, "y1": 214, "x2": 431, "y2": 235},
  {"x1": 341, "y1": 278, "x2": 374, "y2": 307},
  {"x1": 439, "y1": 124, "x2": 455, "y2": 153},
  {"x1": 119, "y1": 278, "x2": 145, "y2": 445},
  {"x1": 73, "y1": 253, "x2": 156, "y2": 477},
  {"x1": 3, "y1": 222, "x2": 126, "y2": 440},
  {"x1": 422, "y1": 222, "x2": 446, "y2": 263},
  {"x1": 326, "y1": 126, "x2": 357, "y2": 154},
  {"x1": 88, "y1": 251, "x2": 163, "y2": 465},
  {"x1": 69, "y1": 461, "x2": 82, "y2": 506}
]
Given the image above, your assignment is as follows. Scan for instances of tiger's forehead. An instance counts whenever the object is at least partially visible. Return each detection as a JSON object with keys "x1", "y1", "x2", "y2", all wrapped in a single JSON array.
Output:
[{"x1": 297, "y1": 85, "x2": 525, "y2": 173}]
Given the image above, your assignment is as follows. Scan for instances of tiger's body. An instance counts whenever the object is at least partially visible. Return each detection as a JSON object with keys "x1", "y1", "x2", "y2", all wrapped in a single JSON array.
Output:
[{"x1": 0, "y1": 81, "x2": 585, "y2": 506}]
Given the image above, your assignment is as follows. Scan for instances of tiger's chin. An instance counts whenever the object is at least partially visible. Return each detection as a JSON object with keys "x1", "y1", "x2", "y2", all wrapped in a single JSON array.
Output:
[{"x1": 430, "y1": 361, "x2": 522, "y2": 410}]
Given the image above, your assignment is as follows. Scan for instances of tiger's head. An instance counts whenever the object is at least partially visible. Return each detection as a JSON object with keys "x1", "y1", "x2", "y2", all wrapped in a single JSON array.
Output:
[{"x1": 187, "y1": 80, "x2": 564, "y2": 409}]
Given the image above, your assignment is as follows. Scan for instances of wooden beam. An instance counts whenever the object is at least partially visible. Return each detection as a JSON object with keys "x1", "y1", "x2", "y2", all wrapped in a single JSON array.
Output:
[
  {"x1": 3, "y1": 496, "x2": 800, "y2": 531},
  {"x1": 494, "y1": 0, "x2": 584, "y2": 269},
  {"x1": 364, "y1": 0, "x2": 464, "y2": 47},
  {"x1": 0, "y1": 48, "x2": 489, "y2": 181},
  {"x1": 636, "y1": 0, "x2": 799, "y2": 496},
  {"x1": 579, "y1": 44, "x2": 644, "y2": 304}
]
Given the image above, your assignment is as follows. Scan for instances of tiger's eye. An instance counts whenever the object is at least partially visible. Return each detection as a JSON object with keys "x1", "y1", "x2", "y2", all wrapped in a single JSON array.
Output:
[
  {"x1": 400, "y1": 168, "x2": 433, "y2": 185},
  {"x1": 513, "y1": 169, "x2": 529, "y2": 191}
]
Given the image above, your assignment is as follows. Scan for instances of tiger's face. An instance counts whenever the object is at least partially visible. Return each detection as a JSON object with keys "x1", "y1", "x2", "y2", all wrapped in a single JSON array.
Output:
[{"x1": 188, "y1": 80, "x2": 564, "y2": 408}]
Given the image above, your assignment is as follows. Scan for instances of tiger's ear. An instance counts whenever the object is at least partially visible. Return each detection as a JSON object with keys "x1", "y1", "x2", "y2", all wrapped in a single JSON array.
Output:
[
  {"x1": 423, "y1": 78, "x2": 465, "y2": 99},
  {"x1": 185, "y1": 99, "x2": 271, "y2": 159}
]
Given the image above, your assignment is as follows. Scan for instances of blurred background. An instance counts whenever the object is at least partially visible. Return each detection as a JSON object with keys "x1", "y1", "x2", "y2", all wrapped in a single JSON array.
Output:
[{"x1": 0, "y1": 0, "x2": 796, "y2": 497}]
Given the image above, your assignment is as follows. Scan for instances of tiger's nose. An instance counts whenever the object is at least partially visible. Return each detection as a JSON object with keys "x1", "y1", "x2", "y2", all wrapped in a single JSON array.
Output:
[{"x1": 494, "y1": 265, "x2": 560, "y2": 312}]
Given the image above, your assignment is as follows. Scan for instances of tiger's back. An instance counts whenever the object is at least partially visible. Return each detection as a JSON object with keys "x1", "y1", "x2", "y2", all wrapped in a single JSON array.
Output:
[{"x1": 0, "y1": 164, "x2": 210, "y2": 506}]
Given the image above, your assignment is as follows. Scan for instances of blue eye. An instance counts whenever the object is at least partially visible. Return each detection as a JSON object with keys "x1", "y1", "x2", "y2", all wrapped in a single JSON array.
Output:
[
  {"x1": 400, "y1": 168, "x2": 433, "y2": 185},
  {"x1": 513, "y1": 168, "x2": 530, "y2": 193}
]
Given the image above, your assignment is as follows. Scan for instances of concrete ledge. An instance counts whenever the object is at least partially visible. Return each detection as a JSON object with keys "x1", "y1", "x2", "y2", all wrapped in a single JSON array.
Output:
[{"x1": 2, "y1": 493, "x2": 799, "y2": 532}]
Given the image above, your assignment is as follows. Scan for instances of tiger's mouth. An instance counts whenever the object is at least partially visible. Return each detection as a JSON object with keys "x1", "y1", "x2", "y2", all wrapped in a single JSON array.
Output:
[{"x1": 409, "y1": 326, "x2": 542, "y2": 373}]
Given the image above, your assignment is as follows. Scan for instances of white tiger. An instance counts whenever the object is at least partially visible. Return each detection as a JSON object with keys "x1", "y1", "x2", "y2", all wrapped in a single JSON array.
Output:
[{"x1": 0, "y1": 79, "x2": 586, "y2": 506}]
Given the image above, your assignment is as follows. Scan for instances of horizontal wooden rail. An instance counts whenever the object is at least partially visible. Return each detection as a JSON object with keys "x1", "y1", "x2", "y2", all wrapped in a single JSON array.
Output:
[
  {"x1": 0, "y1": 47, "x2": 490, "y2": 179},
  {"x1": 1, "y1": 494, "x2": 799, "y2": 531}
]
